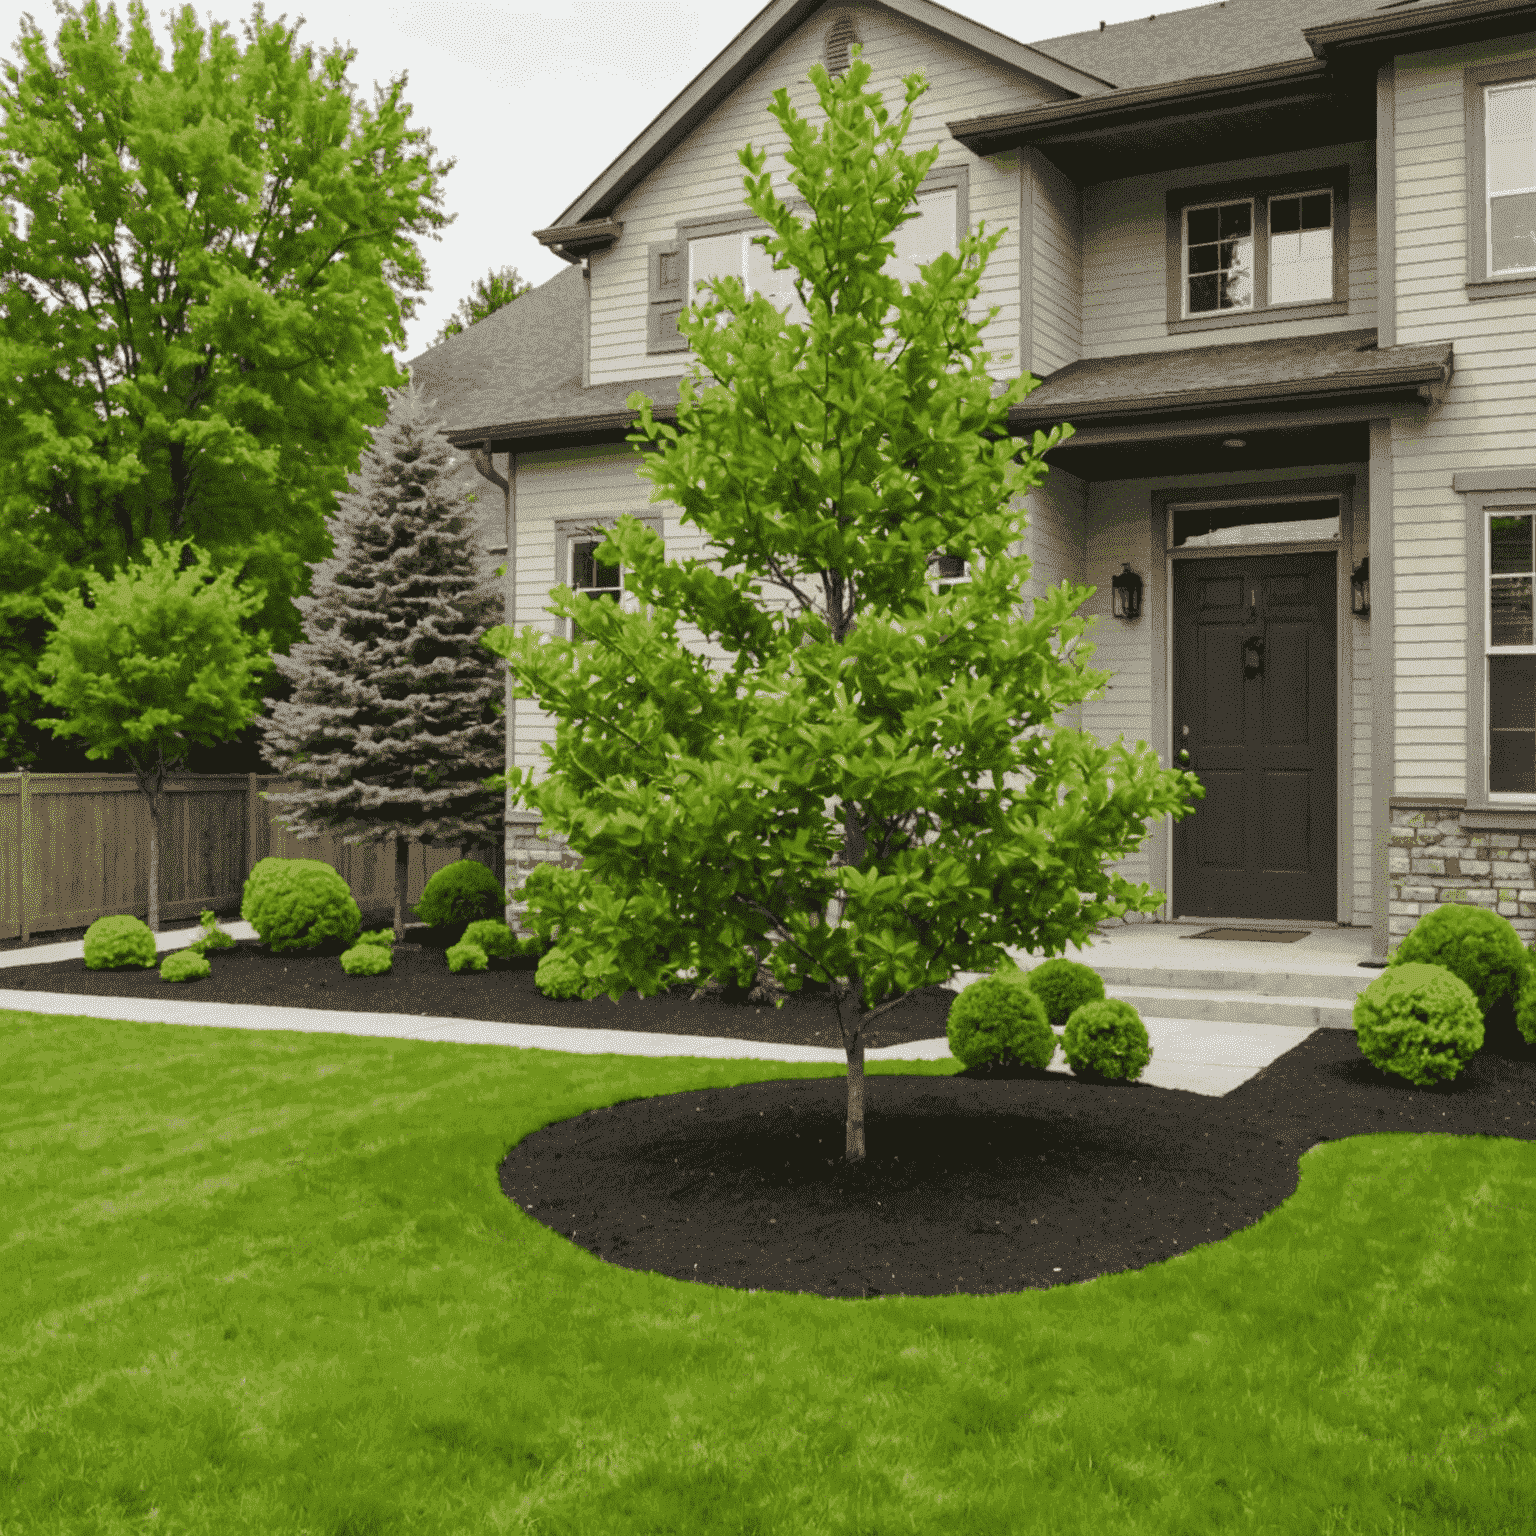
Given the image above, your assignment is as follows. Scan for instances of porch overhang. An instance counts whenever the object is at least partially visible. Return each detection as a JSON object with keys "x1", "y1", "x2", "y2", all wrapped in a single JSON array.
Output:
[
  {"x1": 948, "y1": 57, "x2": 1374, "y2": 182},
  {"x1": 1013, "y1": 319, "x2": 1456, "y2": 473}
]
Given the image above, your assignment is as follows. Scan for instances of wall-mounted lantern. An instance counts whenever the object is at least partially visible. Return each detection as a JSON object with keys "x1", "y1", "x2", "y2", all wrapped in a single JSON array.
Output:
[
  {"x1": 1351, "y1": 557, "x2": 1370, "y2": 616},
  {"x1": 1111, "y1": 564, "x2": 1143, "y2": 621}
]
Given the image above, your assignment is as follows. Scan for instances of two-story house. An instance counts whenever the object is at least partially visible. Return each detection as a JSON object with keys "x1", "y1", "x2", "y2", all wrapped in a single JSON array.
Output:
[{"x1": 408, "y1": 0, "x2": 1536, "y2": 964}]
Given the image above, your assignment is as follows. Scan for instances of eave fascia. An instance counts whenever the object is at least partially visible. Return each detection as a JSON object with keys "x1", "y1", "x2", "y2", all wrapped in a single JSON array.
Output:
[
  {"x1": 1304, "y1": 0, "x2": 1536, "y2": 61},
  {"x1": 1009, "y1": 356, "x2": 1454, "y2": 436},
  {"x1": 445, "y1": 401, "x2": 680, "y2": 456},
  {"x1": 948, "y1": 57, "x2": 1333, "y2": 159},
  {"x1": 543, "y1": 0, "x2": 1112, "y2": 234}
]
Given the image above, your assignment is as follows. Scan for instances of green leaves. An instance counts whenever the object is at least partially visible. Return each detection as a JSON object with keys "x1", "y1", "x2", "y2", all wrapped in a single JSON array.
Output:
[
  {"x1": 479, "y1": 53, "x2": 1202, "y2": 1028},
  {"x1": 0, "y1": 0, "x2": 452, "y2": 763}
]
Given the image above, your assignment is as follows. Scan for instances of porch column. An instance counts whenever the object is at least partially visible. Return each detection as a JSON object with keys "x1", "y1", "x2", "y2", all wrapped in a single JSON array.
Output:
[{"x1": 1369, "y1": 418, "x2": 1395, "y2": 962}]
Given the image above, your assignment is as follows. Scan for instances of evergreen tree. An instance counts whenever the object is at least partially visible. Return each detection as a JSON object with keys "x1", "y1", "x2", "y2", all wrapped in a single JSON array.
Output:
[{"x1": 257, "y1": 387, "x2": 506, "y2": 939}]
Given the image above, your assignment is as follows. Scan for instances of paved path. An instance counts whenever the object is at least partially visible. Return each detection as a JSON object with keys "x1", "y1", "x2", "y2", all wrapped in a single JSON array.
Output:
[{"x1": 0, "y1": 921, "x2": 1320, "y2": 1098}]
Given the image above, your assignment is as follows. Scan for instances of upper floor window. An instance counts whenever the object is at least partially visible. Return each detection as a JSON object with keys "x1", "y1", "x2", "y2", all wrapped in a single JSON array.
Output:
[
  {"x1": 1166, "y1": 170, "x2": 1348, "y2": 333},
  {"x1": 648, "y1": 170, "x2": 967, "y2": 352},
  {"x1": 1486, "y1": 80, "x2": 1536, "y2": 276}
]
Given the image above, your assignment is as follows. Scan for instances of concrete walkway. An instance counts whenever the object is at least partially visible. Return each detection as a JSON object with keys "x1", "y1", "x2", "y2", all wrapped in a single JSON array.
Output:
[{"x1": 0, "y1": 919, "x2": 1332, "y2": 1098}]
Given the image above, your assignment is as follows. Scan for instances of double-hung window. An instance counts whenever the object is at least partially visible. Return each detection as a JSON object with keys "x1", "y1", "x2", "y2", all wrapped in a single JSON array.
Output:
[
  {"x1": 558, "y1": 518, "x2": 660, "y2": 641},
  {"x1": 930, "y1": 554, "x2": 970, "y2": 593},
  {"x1": 648, "y1": 170, "x2": 967, "y2": 352},
  {"x1": 1485, "y1": 79, "x2": 1536, "y2": 277},
  {"x1": 1166, "y1": 170, "x2": 1348, "y2": 332},
  {"x1": 1487, "y1": 510, "x2": 1536, "y2": 795}
]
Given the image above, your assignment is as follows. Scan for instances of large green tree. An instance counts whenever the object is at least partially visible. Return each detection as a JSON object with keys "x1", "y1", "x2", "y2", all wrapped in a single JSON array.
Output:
[
  {"x1": 0, "y1": 0, "x2": 453, "y2": 768},
  {"x1": 482, "y1": 56, "x2": 1202, "y2": 1162}
]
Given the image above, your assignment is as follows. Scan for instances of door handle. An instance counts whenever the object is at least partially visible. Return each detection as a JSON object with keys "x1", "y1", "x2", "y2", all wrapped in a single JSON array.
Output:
[{"x1": 1242, "y1": 635, "x2": 1265, "y2": 681}]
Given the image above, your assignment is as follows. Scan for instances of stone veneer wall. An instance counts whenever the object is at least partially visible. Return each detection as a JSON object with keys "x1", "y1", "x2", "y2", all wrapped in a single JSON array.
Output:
[
  {"x1": 503, "y1": 811, "x2": 581, "y2": 935},
  {"x1": 1389, "y1": 806, "x2": 1536, "y2": 944}
]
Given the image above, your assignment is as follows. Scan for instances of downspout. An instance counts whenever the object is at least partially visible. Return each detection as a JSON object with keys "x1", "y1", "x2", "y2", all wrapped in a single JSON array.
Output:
[{"x1": 471, "y1": 442, "x2": 516, "y2": 914}]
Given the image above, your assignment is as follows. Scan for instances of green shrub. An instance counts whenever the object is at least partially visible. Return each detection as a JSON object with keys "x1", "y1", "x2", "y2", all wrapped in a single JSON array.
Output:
[
  {"x1": 83, "y1": 914, "x2": 157, "y2": 971},
  {"x1": 186, "y1": 909, "x2": 236, "y2": 957},
  {"x1": 1025, "y1": 958, "x2": 1106, "y2": 1031},
  {"x1": 446, "y1": 940, "x2": 489, "y2": 974},
  {"x1": 1388, "y1": 903, "x2": 1529, "y2": 1021},
  {"x1": 535, "y1": 948, "x2": 585, "y2": 1000},
  {"x1": 514, "y1": 933, "x2": 547, "y2": 960},
  {"x1": 946, "y1": 970, "x2": 1055, "y2": 1071},
  {"x1": 1061, "y1": 998, "x2": 1153, "y2": 1083},
  {"x1": 241, "y1": 857, "x2": 362, "y2": 954},
  {"x1": 159, "y1": 947, "x2": 211, "y2": 983},
  {"x1": 340, "y1": 944, "x2": 393, "y2": 976},
  {"x1": 1353, "y1": 962, "x2": 1484, "y2": 1087},
  {"x1": 1514, "y1": 973, "x2": 1536, "y2": 1047},
  {"x1": 356, "y1": 928, "x2": 397, "y2": 949},
  {"x1": 461, "y1": 919, "x2": 517, "y2": 962},
  {"x1": 413, "y1": 859, "x2": 508, "y2": 931}
]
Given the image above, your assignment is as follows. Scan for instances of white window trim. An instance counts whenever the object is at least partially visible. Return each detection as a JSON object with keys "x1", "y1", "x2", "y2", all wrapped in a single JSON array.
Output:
[
  {"x1": 554, "y1": 516, "x2": 661, "y2": 642},
  {"x1": 1485, "y1": 79, "x2": 1536, "y2": 279}
]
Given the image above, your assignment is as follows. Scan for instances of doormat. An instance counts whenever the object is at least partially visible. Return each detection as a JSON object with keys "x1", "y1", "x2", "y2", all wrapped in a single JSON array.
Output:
[{"x1": 1184, "y1": 927, "x2": 1310, "y2": 943}]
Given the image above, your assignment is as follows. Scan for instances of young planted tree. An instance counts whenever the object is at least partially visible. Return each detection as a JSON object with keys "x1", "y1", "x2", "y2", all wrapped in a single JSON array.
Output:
[
  {"x1": 0, "y1": 0, "x2": 452, "y2": 770},
  {"x1": 256, "y1": 387, "x2": 506, "y2": 941},
  {"x1": 34, "y1": 542, "x2": 273, "y2": 932},
  {"x1": 481, "y1": 56, "x2": 1202, "y2": 1162}
]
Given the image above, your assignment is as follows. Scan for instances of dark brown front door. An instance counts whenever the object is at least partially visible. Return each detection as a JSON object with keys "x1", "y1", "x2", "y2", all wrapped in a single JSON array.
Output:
[{"x1": 1172, "y1": 551, "x2": 1337, "y2": 921}]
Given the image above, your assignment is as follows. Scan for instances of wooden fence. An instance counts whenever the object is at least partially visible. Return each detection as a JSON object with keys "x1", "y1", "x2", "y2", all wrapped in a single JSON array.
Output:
[{"x1": 0, "y1": 773, "x2": 502, "y2": 942}]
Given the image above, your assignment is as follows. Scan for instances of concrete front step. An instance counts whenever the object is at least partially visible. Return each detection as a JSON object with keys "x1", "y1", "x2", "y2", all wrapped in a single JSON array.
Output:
[
  {"x1": 1092, "y1": 964, "x2": 1374, "y2": 1003},
  {"x1": 1105, "y1": 983, "x2": 1357, "y2": 1032}
]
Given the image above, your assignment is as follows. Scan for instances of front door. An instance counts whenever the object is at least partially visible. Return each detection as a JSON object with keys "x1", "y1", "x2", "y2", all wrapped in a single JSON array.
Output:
[{"x1": 1172, "y1": 551, "x2": 1337, "y2": 921}]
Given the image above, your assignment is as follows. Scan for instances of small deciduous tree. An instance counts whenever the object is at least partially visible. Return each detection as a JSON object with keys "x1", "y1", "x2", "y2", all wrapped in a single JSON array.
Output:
[
  {"x1": 432, "y1": 265, "x2": 530, "y2": 344},
  {"x1": 481, "y1": 56, "x2": 1202, "y2": 1162},
  {"x1": 34, "y1": 542, "x2": 273, "y2": 932},
  {"x1": 256, "y1": 386, "x2": 506, "y2": 940}
]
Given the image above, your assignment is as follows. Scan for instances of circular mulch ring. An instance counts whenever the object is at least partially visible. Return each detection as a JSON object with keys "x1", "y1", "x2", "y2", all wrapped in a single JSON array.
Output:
[{"x1": 500, "y1": 1026, "x2": 1536, "y2": 1299}]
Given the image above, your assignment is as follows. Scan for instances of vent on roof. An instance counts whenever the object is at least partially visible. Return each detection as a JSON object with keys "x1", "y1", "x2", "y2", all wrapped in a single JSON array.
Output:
[{"x1": 825, "y1": 12, "x2": 859, "y2": 77}]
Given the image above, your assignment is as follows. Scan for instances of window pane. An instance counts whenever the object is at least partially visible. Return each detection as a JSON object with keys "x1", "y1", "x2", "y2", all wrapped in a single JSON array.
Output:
[
  {"x1": 572, "y1": 540, "x2": 621, "y2": 594},
  {"x1": 887, "y1": 186, "x2": 958, "y2": 288},
  {"x1": 1187, "y1": 206, "x2": 1219, "y2": 244},
  {"x1": 1172, "y1": 498, "x2": 1339, "y2": 548},
  {"x1": 1218, "y1": 203, "x2": 1251, "y2": 238},
  {"x1": 1187, "y1": 242, "x2": 1219, "y2": 274},
  {"x1": 1219, "y1": 261, "x2": 1252, "y2": 309},
  {"x1": 689, "y1": 232, "x2": 744, "y2": 293},
  {"x1": 1490, "y1": 654, "x2": 1536, "y2": 793},
  {"x1": 1491, "y1": 514, "x2": 1533, "y2": 575},
  {"x1": 1490, "y1": 190, "x2": 1536, "y2": 273},
  {"x1": 933, "y1": 555, "x2": 967, "y2": 584},
  {"x1": 1185, "y1": 202, "x2": 1252, "y2": 314},
  {"x1": 746, "y1": 235, "x2": 809, "y2": 325},
  {"x1": 1487, "y1": 83, "x2": 1536, "y2": 196},
  {"x1": 1270, "y1": 228, "x2": 1333, "y2": 304},
  {"x1": 1270, "y1": 196, "x2": 1301, "y2": 235},
  {"x1": 1492, "y1": 576, "x2": 1533, "y2": 646},
  {"x1": 1187, "y1": 273, "x2": 1219, "y2": 312},
  {"x1": 1301, "y1": 192, "x2": 1332, "y2": 230}
]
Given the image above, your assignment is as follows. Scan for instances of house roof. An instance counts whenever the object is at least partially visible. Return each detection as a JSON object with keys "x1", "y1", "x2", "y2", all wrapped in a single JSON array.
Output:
[
  {"x1": 537, "y1": 0, "x2": 1113, "y2": 258},
  {"x1": 407, "y1": 265, "x2": 684, "y2": 454},
  {"x1": 1008, "y1": 328, "x2": 1455, "y2": 437}
]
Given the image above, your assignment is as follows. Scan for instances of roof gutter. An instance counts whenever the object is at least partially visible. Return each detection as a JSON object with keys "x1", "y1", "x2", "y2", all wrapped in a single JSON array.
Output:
[
  {"x1": 948, "y1": 57, "x2": 1332, "y2": 157},
  {"x1": 532, "y1": 217, "x2": 624, "y2": 264},
  {"x1": 1009, "y1": 356, "x2": 1454, "y2": 435},
  {"x1": 1304, "y1": 0, "x2": 1536, "y2": 60},
  {"x1": 445, "y1": 399, "x2": 679, "y2": 455}
]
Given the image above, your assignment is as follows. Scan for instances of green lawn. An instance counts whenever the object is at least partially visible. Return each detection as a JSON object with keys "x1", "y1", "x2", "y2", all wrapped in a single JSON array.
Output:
[{"x1": 2, "y1": 1008, "x2": 1533, "y2": 1535}]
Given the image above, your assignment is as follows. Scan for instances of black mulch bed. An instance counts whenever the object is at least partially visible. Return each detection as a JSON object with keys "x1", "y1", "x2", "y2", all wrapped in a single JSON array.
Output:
[
  {"x1": 500, "y1": 1023, "x2": 1536, "y2": 1300},
  {"x1": 9, "y1": 920, "x2": 1536, "y2": 1301},
  {"x1": 0, "y1": 923, "x2": 953, "y2": 1049}
]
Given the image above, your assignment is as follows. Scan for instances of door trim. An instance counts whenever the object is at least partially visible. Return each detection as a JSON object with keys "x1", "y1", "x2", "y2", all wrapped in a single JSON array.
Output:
[{"x1": 1156, "y1": 481, "x2": 1357, "y2": 924}]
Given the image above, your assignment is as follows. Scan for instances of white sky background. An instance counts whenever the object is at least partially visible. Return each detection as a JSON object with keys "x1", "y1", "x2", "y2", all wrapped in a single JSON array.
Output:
[{"x1": 2, "y1": 1, "x2": 1213, "y2": 362}]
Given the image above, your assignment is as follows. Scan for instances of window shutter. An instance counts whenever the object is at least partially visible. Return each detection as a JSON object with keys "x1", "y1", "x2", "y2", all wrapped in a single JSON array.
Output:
[{"x1": 647, "y1": 241, "x2": 689, "y2": 353}]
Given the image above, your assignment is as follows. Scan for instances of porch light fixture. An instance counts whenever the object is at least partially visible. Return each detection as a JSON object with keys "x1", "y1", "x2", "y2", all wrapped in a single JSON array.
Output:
[
  {"x1": 1351, "y1": 557, "x2": 1370, "y2": 616},
  {"x1": 1111, "y1": 564, "x2": 1143, "y2": 621}
]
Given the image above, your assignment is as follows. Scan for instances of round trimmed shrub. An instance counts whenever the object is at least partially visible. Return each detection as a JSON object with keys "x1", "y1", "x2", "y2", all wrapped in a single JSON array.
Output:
[
  {"x1": 461, "y1": 919, "x2": 517, "y2": 963},
  {"x1": 1388, "y1": 903, "x2": 1529, "y2": 1021},
  {"x1": 535, "y1": 948, "x2": 585, "y2": 1000},
  {"x1": 413, "y1": 859, "x2": 509, "y2": 932},
  {"x1": 159, "y1": 947, "x2": 211, "y2": 983},
  {"x1": 1514, "y1": 975, "x2": 1536, "y2": 1047},
  {"x1": 1061, "y1": 999, "x2": 1153, "y2": 1083},
  {"x1": 1353, "y1": 962, "x2": 1484, "y2": 1087},
  {"x1": 446, "y1": 940, "x2": 489, "y2": 974},
  {"x1": 1025, "y1": 958, "x2": 1107, "y2": 1031},
  {"x1": 241, "y1": 857, "x2": 361, "y2": 954},
  {"x1": 340, "y1": 944, "x2": 393, "y2": 976},
  {"x1": 83, "y1": 914, "x2": 157, "y2": 971},
  {"x1": 946, "y1": 970, "x2": 1056, "y2": 1071},
  {"x1": 356, "y1": 928, "x2": 397, "y2": 950}
]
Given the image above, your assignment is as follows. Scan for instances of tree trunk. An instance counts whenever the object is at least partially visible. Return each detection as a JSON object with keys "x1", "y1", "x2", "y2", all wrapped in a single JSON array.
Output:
[
  {"x1": 845, "y1": 1028, "x2": 866, "y2": 1162},
  {"x1": 146, "y1": 797, "x2": 161, "y2": 934},
  {"x1": 393, "y1": 834, "x2": 409, "y2": 941}
]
